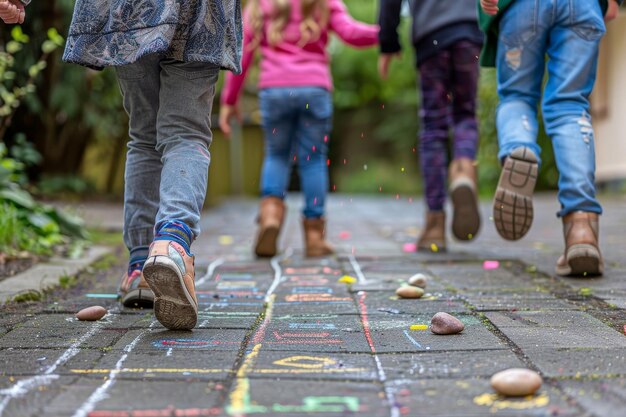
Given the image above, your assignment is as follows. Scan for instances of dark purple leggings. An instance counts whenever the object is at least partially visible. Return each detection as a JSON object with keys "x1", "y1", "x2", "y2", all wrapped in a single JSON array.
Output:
[{"x1": 418, "y1": 40, "x2": 481, "y2": 211}]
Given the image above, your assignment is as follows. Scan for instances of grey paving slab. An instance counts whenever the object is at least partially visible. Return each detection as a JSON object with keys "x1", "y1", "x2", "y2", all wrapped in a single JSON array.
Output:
[
  {"x1": 379, "y1": 350, "x2": 525, "y2": 380},
  {"x1": 248, "y1": 351, "x2": 378, "y2": 381},
  {"x1": 0, "y1": 348, "x2": 103, "y2": 376},
  {"x1": 463, "y1": 293, "x2": 576, "y2": 311},
  {"x1": 111, "y1": 329, "x2": 247, "y2": 352},
  {"x1": 45, "y1": 378, "x2": 224, "y2": 417},
  {"x1": 388, "y1": 378, "x2": 581, "y2": 416},
  {"x1": 369, "y1": 318, "x2": 507, "y2": 353},
  {"x1": 17, "y1": 313, "x2": 151, "y2": 330},
  {"x1": 485, "y1": 311, "x2": 626, "y2": 349},
  {"x1": 69, "y1": 349, "x2": 238, "y2": 381},
  {"x1": 351, "y1": 272, "x2": 449, "y2": 292},
  {"x1": 0, "y1": 375, "x2": 81, "y2": 417},
  {"x1": 0, "y1": 326, "x2": 124, "y2": 349},
  {"x1": 427, "y1": 263, "x2": 548, "y2": 292},
  {"x1": 359, "y1": 291, "x2": 470, "y2": 315},
  {"x1": 560, "y1": 378, "x2": 626, "y2": 417},
  {"x1": 257, "y1": 323, "x2": 372, "y2": 353},
  {"x1": 524, "y1": 348, "x2": 626, "y2": 377},
  {"x1": 196, "y1": 311, "x2": 260, "y2": 329},
  {"x1": 224, "y1": 379, "x2": 388, "y2": 416}
]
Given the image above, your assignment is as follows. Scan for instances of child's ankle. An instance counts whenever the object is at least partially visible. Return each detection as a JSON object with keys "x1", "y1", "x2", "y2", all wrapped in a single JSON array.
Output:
[{"x1": 154, "y1": 220, "x2": 194, "y2": 255}]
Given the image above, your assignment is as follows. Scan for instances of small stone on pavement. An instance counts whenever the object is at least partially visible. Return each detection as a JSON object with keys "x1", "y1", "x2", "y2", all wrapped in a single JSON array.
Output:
[
  {"x1": 396, "y1": 286, "x2": 424, "y2": 299},
  {"x1": 75, "y1": 306, "x2": 107, "y2": 321},
  {"x1": 490, "y1": 368, "x2": 543, "y2": 397},
  {"x1": 407, "y1": 273, "x2": 428, "y2": 288},
  {"x1": 430, "y1": 312, "x2": 464, "y2": 334}
]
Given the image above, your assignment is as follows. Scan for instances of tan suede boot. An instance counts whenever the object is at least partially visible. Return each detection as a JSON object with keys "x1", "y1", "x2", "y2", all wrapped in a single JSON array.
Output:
[
  {"x1": 254, "y1": 197, "x2": 285, "y2": 258},
  {"x1": 449, "y1": 158, "x2": 480, "y2": 241},
  {"x1": 303, "y1": 218, "x2": 334, "y2": 257},
  {"x1": 417, "y1": 211, "x2": 446, "y2": 252},
  {"x1": 555, "y1": 211, "x2": 603, "y2": 277}
]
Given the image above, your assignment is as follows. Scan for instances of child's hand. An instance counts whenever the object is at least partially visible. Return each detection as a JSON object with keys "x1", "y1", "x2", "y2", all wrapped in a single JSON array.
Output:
[
  {"x1": 480, "y1": 0, "x2": 499, "y2": 15},
  {"x1": 378, "y1": 53, "x2": 400, "y2": 80},
  {"x1": 219, "y1": 104, "x2": 243, "y2": 138},
  {"x1": 0, "y1": 0, "x2": 25, "y2": 24},
  {"x1": 605, "y1": 0, "x2": 619, "y2": 22}
]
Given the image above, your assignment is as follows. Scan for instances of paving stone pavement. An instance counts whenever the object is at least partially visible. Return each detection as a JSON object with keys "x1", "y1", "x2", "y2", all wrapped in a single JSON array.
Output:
[{"x1": 0, "y1": 194, "x2": 625, "y2": 417}]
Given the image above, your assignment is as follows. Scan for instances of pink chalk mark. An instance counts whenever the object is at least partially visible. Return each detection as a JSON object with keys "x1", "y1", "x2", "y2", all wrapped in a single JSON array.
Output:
[
  {"x1": 403, "y1": 243, "x2": 417, "y2": 253},
  {"x1": 339, "y1": 231, "x2": 351, "y2": 240},
  {"x1": 483, "y1": 260, "x2": 500, "y2": 270}
]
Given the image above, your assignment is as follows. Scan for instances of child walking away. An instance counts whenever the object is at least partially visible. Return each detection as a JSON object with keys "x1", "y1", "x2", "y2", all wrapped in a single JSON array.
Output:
[
  {"x1": 479, "y1": 0, "x2": 622, "y2": 276},
  {"x1": 220, "y1": 0, "x2": 378, "y2": 258},
  {"x1": 378, "y1": 0, "x2": 483, "y2": 253},
  {"x1": 61, "y1": 1, "x2": 242, "y2": 329}
]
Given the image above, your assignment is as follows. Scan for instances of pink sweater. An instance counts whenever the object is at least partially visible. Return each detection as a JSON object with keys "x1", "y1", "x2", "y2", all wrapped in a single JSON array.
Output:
[{"x1": 221, "y1": 0, "x2": 379, "y2": 105}]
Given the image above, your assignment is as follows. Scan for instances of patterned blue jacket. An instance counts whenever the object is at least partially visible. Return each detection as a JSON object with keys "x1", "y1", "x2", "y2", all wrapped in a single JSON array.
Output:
[{"x1": 62, "y1": 0, "x2": 242, "y2": 73}]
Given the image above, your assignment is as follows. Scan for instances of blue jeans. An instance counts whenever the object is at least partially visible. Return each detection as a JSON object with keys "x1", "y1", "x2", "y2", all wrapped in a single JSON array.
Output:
[
  {"x1": 496, "y1": 0, "x2": 604, "y2": 217},
  {"x1": 116, "y1": 54, "x2": 219, "y2": 249},
  {"x1": 259, "y1": 87, "x2": 332, "y2": 219}
]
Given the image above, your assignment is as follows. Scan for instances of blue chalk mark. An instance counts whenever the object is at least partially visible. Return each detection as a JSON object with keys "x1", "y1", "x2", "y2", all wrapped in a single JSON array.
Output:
[
  {"x1": 289, "y1": 323, "x2": 337, "y2": 330},
  {"x1": 85, "y1": 293, "x2": 118, "y2": 299},
  {"x1": 403, "y1": 330, "x2": 423, "y2": 349},
  {"x1": 291, "y1": 287, "x2": 334, "y2": 294}
]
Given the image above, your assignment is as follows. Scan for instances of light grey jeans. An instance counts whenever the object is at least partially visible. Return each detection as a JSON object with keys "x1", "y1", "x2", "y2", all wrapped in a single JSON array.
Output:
[{"x1": 116, "y1": 53, "x2": 219, "y2": 250}]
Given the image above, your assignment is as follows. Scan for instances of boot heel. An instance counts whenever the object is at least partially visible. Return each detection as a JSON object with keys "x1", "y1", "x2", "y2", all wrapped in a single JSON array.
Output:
[{"x1": 567, "y1": 244, "x2": 602, "y2": 276}]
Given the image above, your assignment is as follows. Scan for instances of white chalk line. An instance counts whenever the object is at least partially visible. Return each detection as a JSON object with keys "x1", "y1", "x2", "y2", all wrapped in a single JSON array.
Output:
[
  {"x1": 352, "y1": 259, "x2": 398, "y2": 417},
  {"x1": 266, "y1": 248, "x2": 292, "y2": 303},
  {"x1": 348, "y1": 254, "x2": 368, "y2": 285},
  {"x1": 195, "y1": 258, "x2": 225, "y2": 288},
  {"x1": 71, "y1": 321, "x2": 157, "y2": 417},
  {"x1": 0, "y1": 309, "x2": 120, "y2": 416}
]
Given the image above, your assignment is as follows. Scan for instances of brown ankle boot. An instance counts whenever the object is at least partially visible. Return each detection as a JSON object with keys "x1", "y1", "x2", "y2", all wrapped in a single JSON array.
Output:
[
  {"x1": 303, "y1": 218, "x2": 334, "y2": 257},
  {"x1": 254, "y1": 197, "x2": 285, "y2": 258},
  {"x1": 555, "y1": 211, "x2": 603, "y2": 277},
  {"x1": 449, "y1": 158, "x2": 480, "y2": 241},
  {"x1": 417, "y1": 211, "x2": 446, "y2": 252}
]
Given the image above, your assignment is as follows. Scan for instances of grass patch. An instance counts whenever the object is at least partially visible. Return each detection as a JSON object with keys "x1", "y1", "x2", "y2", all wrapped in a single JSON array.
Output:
[
  {"x1": 11, "y1": 289, "x2": 43, "y2": 303},
  {"x1": 91, "y1": 253, "x2": 119, "y2": 271},
  {"x1": 87, "y1": 228, "x2": 123, "y2": 247}
]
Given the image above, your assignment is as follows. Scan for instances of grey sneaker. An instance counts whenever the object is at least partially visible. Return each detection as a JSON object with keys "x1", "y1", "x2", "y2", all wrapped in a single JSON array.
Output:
[{"x1": 493, "y1": 147, "x2": 538, "y2": 241}]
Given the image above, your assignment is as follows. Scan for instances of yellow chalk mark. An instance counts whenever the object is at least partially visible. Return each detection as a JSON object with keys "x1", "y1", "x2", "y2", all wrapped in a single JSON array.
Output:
[
  {"x1": 409, "y1": 324, "x2": 428, "y2": 331},
  {"x1": 473, "y1": 392, "x2": 550, "y2": 411},
  {"x1": 273, "y1": 355, "x2": 337, "y2": 369},
  {"x1": 70, "y1": 367, "x2": 366, "y2": 375},
  {"x1": 338, "y1": 275, "x2": 357, "y2": 284},
  {"x1": 430, "y1": 243, "x2": 439, "y2": 252}
]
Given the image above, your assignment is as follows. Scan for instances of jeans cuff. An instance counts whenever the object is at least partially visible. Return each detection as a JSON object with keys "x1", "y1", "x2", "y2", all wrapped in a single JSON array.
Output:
[{"x1": 125, "y1": 227, "x2": 154, "y2": 250}]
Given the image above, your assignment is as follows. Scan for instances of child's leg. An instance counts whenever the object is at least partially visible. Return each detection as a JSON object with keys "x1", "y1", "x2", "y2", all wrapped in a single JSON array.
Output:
[
  {"x1": 295, "y1": 87, "x2": 331, "y2": 219},
  {"x1": 543, "y1": 2, "x2": 604, "y2": 276},
  {"x1": 115, "y1": 54, "x2": 162, "y2": 307},
  {"x1": 259, "y1": 89, "x2": 298, "y2": 201},
  {"x1": 416, "y1": 51, "x2": 452, "y2": 251},
  {"x1": 254, "y1": 88, "x2": 298, "y2": 257},
  {"x1": 542, "y1": 4, "x2": 604, "y2": 218},
  {"x1": 418, "y1": 51, "x2": 452, "y2": 213},
  {"x1": 143, "y1": 58, "x2": 219, "y2": 330},
  {"x1": 295, "y1": 87, "x2": 334, "y2": 257},
  {"x1": 493, "y1": 0, "x2": 549, "y2": 241},
  {"x1": 449, "y1": 40, "x2": 482, "y2": 241}
]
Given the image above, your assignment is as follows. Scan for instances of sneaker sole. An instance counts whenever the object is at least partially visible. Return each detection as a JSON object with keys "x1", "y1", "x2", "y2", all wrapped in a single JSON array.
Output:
[
  {"x1": 556, "y1": 244, "x2": 603, "y2": 277},
  {"x1": 493, "y1": 147, "x2": 538, "y2": 241},
  {"x1": 143, "y1": 256, "x2": 197, "y2": 330},
  {"x1": 120, "y1": 288, "x2": 154, "y2": 309},
  {"x1": 255, "y1": 225, "x2": 279, "y2": 258},
  {"x1": 450, "y1": 179, "x2": 480, "y2": 241}
]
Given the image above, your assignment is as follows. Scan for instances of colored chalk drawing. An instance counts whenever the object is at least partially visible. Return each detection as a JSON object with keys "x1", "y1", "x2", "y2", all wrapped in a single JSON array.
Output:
[
  {"x1": 227, "y1": 396, "x2": 360, "y2": 415},
  {"x1": 473, "y1": 392, "x2": 550, "y2": 412},
  {"x1": 152, "y1": 339, "x2": 223, "y2": 349},
  {"x1": 288, "y1": 322, "x2": 337, "y2": 330},
  {"x1": 284, "y1": 294, "x2": 352, "y2": 303},
  {"x1": 272, "y1": 355, "x2": 336, "y2": 369},
  {"x1": 291, "y1": 286, "x2": 334, "y2": 294}
]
